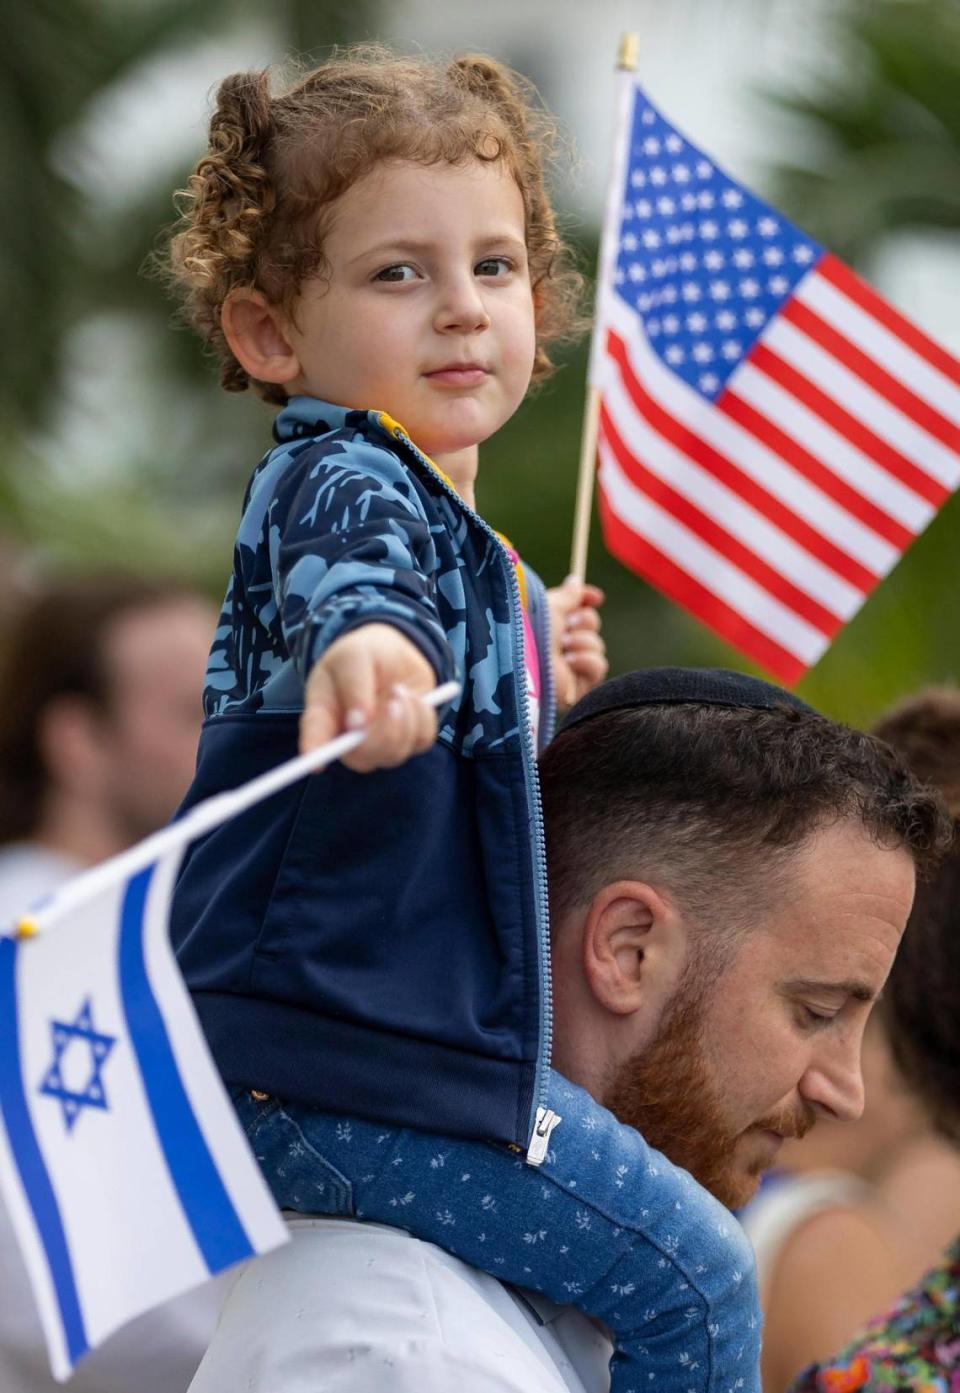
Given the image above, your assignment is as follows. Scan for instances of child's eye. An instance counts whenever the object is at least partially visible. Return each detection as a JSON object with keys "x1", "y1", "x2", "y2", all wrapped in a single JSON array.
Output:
[
  {"x1": 474, "y1": 256, "x2": 513, "y2": 277},
  {"x1": 373, "y1": 264, "x2": 420, "y2": 283}
]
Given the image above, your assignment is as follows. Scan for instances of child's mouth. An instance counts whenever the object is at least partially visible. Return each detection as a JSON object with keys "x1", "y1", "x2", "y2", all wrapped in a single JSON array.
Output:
[{"x1": 424, "y1": 365, "x2": 489, "y2": 387}]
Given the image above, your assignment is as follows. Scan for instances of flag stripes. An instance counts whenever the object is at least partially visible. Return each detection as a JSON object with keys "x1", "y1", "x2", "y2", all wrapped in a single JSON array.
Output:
[
  {"x1": 118, "y1": 865, "x2": 254, "y2": 1272},
  {"x1": 0, "y1": 938, "x2": 89, "y2": 1371},
  {"x1": 603, "y1": 310, "x2": 896, "y2": 582},
  {"x1": 598, "y1": 260, "x2": 960, "y2": 682}
]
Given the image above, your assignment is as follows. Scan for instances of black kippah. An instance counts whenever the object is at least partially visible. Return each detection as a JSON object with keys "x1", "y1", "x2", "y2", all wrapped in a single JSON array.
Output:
[{"x1": 559, "y1": 667, "x2": 816, "y2": 734}]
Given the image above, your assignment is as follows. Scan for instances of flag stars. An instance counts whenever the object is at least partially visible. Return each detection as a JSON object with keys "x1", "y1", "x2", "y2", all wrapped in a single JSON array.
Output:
[
  {"x1": 732, "y1": 248, "x2": 755, "y2": 268},
  {"x1": 665, "y1": 344, "x2": 686, "y2": 365},
  {"x1": 708, "y1": 280, "x2": 732, "y2": 300},
  {"x1": 627, "y1": 262, "x2": 646, "y2": 283},
  {"x1": 656, "y1": 196, "x2": 676, "y2": 216},
  {"x1": 662, "y1": 314, "x2": 681, "y2": 334},
  {"x1": 680, "y1": 192, "x2": 698, "y2": 212},
  {"x1": 721, "y1": 188, "x2": 743, "y2": 208},
  {"x1": 641, "y1": 228, "x2": 661, "y2": 249},
  {"x1": 642, "y1": 136, "x2": 662, "y2": 155},
  {"x1": 721, "y1": 340, "x2": 743, "y2": 360},
  {"x1": 703, "y1": 250, "x2": 725, "y2": 270},
  {"x1": 739, "y1": 278, "x2": 761, "y2": 298},
  {"x1": 641, "y1": 107, "x2": 657, "y2": 125},
  {"x1": 665, "y1": 133, "x2": 684, "y2": 153},
  {"x1": 699, "y1": 372, "x2": 721, "y2": 393},
  {"x1": 715, "y1": 310, "x2": 738, "y2": 331},
  {"x1": 727, "y1": 219, "x2": 749, "y2": 239},
  {"x1": 672, "y1": 163, "x2": 692, "y2": 183},
  {"x1": 762, "y1": 246, "x2": 784, "y2": 266},
  {"x1": 622, "y1": 232, "x2": 639, "y2": 252},
  {"x1": 678, "y1": 252, "x2": 698, "y2": 272},
  {"x1": 631, "y1": 169, "x2": 648, "y2": 189},
  {"x1": 635, "y1": 199, "x2": 653, "y2": 219},
  {"x1": 793, "y1": 244, "x2": 816, "y2": 264},
  {"x1": 686, "y1": 312, "x2": 708, "y2": 333},
  {"x1": 744, "y1": 306, "x2": 766, "y2": 327},
  {"x1": 692, "y1": 342, "x2": 715, "y2": 363},
  {"x1": 681, "y1": 282, "x2": 702, "y2": 302},
  {"x1": 699, "y1": 220, "x2": 719, "y2": 239},
  {"x1": 697, "y1": 191, "x2": 716, "y2": 210},
  {"x1": 650, "y1": 166, "x2": 668, "y2": 185},
  {"x1": 768, "y1": 274, "x2": 790, "y2": 295},
  {"x1": 757, "y1": 216, "x2": 780, "y2": 237},
  {"x1": 38, "y1": 998, "x2": 117, "y2": 1134},
  {"x1": 695, "y1": 159, "x2": 713, "y2": 179}
]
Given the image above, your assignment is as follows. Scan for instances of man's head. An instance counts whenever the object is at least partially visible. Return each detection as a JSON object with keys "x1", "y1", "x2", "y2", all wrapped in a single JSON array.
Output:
[
  {"x1": 0, "y1": 574, "x2": 215, "y2": 855},
  {"x1": 540, "y1": 669, "x2": 950, "y2": 1209}
]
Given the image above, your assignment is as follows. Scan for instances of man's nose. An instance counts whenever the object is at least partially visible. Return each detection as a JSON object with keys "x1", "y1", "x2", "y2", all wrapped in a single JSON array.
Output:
[
  {"x1": 798, "y1": 1040, "x2": 866, "y2": 1123},
  {"x1": 433, "y1": 273, "x2": 490, "y2": 333}
]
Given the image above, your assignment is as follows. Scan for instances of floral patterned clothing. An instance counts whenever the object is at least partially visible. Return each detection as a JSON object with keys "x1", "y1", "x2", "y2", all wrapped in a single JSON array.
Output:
[{"x1": 791, "y1": 1234, "x2": 960, "y2": 1393}]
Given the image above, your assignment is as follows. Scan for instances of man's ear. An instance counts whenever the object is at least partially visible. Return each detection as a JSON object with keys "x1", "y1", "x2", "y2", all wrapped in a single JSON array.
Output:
[
  {"x1": 582, "y1": 880, "x2": 686, "y2": 1017},
  {"x1": 221, "y1": 289, "x2": 301, "y2": 386}
]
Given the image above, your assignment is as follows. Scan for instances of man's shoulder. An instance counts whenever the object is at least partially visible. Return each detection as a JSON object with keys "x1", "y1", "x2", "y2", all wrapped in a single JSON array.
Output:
[{"x1": 189, "y1": 1217, "x2": 611, "y2": 1393}]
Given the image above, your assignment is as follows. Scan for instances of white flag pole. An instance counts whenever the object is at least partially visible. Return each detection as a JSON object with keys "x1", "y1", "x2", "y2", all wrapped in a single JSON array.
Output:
[
  {"x1": 569, "y1": 32, "x2": 640, "y2": 583},
  {"x1": 12, "y1": 681, "x2": 460, "y2": 938}
]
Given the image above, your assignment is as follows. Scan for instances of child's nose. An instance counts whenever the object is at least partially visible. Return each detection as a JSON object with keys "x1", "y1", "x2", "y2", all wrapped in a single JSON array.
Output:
[{"x1": 434, "y1": 275, "x2": 491, "y2": 334}]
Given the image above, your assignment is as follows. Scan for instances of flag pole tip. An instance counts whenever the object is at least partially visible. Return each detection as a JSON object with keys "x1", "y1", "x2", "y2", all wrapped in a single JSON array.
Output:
[
  {"x1": 16, "y1": 917, "x2": 39, "y2": 939},
  {"x1": 617, "y1": 32, "x2": 640, "y2": 71}
]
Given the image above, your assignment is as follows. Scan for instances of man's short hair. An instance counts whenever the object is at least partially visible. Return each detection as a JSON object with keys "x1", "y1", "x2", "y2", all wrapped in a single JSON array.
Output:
[
  {"x1": 0, "y1": 572, "x2": 199, "y2": 844},
  {"x1": 539, "y1": 669, "x2": 950, "y2": 938}
]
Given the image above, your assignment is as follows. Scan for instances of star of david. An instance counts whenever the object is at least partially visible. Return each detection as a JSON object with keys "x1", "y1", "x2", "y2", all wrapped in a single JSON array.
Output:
[{"x1": 38, "y1": 997, "x2": 117, "y2": 1133}]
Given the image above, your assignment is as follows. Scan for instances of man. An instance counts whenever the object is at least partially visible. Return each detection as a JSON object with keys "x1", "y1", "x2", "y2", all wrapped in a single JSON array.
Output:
[
  {"x1": 0, "y1": 572, "x2": 226, "y2": 1393},
  {"x1": 190, "y1": 667, "x2": 947, "y2": 1392}
]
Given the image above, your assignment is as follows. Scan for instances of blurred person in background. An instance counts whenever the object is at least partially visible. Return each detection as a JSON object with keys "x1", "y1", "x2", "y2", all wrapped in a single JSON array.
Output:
[
  {"x1": 0, "y1": 571, "x2": 228, "y2": 1393},
  {"x1": 0, "y1": 573, "x2": 215, "y2": 915},
  {"x1": 739, "y1": 687, "x2": 960, "y2": 1392}
]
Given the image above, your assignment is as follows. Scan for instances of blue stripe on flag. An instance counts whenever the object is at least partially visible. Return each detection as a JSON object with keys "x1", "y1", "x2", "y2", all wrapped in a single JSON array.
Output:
[
  {"x1": 118, "y1": 865, "x2": 253, "y2": 1271},
  {"x1": 0, "y1": 937, "x2": 89, "y2": 1366}
]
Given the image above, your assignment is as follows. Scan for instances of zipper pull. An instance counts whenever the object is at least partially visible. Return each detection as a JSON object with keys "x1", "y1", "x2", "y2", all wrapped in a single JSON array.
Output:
[{"x1": 526, "y1": 1106, "x2": 562, "y2": 1167}]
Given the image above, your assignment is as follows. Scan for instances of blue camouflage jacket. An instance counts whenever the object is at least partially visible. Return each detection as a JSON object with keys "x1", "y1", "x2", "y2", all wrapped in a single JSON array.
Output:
[{"x1": 171, "y1": 397, "x2": 557, "y2": 1152}]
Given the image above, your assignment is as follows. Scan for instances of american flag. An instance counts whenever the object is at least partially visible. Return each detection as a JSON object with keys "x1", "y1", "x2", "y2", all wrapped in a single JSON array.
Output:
[{"x1": 591, "y1": 83, "x2": 960, "y2": 683}]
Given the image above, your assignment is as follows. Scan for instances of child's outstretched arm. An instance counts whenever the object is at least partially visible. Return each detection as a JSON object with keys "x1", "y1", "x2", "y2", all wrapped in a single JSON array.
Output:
[
  {"x1": 301, "y1": 623, "x2": 438, "y2": 772},
  {"x1": 547, "y1": 575, "x2": 608, "y2": 710}
]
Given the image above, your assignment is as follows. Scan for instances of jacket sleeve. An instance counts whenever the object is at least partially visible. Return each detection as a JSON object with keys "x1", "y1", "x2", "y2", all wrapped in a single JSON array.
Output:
[{"x1": 248, "y1": 434, "x2": 456, "y2": 687}]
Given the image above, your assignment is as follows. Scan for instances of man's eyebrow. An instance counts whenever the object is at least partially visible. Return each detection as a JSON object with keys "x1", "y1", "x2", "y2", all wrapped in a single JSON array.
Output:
[{"x1": 782, "y1": 977, "x2": 877, "y2": 1004}]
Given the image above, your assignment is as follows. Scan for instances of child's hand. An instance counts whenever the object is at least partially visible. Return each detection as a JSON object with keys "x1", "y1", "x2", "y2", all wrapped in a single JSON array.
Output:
[
  {"x1": 302, "y1": 624, "x2": 438, "y2": 772},
  {"x1": 547, "y1": 576, "x2": 608, "y2": 711}
]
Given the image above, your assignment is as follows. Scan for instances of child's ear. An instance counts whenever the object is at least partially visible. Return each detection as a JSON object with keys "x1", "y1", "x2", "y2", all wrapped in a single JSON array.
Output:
[{"x1": 221, "y1": 289, "x2": 301, "y2": 386}]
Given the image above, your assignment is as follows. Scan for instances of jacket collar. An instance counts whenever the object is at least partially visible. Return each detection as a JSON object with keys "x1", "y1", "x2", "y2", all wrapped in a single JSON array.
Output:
[{"x1": 272, "y1": 395, "x2": 375, "y2": 444}]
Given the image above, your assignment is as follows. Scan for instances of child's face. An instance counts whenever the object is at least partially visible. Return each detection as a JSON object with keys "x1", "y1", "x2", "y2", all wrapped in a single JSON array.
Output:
[{"x1": 281, "y1": 158, "x2": 537, "y2": 457}]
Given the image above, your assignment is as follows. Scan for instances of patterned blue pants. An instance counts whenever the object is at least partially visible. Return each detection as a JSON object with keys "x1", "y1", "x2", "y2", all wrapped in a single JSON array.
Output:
[{"x1": 234, "y1": 1071, "x2": 760, "y2": 1393}]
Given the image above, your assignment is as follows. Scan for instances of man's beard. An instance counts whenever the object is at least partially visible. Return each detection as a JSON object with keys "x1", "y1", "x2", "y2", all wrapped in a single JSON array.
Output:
[{"x1": 602, "y1": 970, "x2": 814, "y2": 1210}]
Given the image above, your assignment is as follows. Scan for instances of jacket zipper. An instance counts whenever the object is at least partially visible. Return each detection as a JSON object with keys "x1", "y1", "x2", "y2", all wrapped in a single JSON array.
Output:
[{"x1": 383, "y1": 420, "x2": 559, "y2": 1164}]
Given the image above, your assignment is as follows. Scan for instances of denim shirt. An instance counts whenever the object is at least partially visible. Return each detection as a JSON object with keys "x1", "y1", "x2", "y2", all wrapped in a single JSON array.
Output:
[{"x1": 171, "y1": 397, "x2": 556, "y2": 1150}]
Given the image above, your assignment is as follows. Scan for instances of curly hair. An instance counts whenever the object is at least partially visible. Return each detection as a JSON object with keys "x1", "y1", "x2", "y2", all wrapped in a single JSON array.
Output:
[
  {"x1": 162, "y1": 45, "x2": 585, "y2": 405},
  {"x1": 872, "y1": 687, "x2": 960, "y2": 1144}
]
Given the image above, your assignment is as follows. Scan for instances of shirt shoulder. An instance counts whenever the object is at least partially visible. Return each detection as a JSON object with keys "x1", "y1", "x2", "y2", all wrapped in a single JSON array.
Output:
[{"x1": 189, "y1": 1218, "x2": 605, "y2": 1393}]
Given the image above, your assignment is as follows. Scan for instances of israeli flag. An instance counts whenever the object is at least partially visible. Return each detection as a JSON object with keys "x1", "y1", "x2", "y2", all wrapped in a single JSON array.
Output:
[{"x1": 0, "y1": 843, "x2": 288, "y2": 1381}]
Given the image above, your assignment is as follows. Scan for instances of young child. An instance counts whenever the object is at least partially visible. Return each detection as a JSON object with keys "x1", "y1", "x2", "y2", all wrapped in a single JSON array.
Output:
[{"x1": 166, "y1": 47, "x2": 760, "y2": 1392}]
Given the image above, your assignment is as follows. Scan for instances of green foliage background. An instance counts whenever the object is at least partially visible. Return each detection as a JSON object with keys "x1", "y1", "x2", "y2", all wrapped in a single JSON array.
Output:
[{"x1": 2, "y1": 0, "x2": 958, "y2": 727}]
